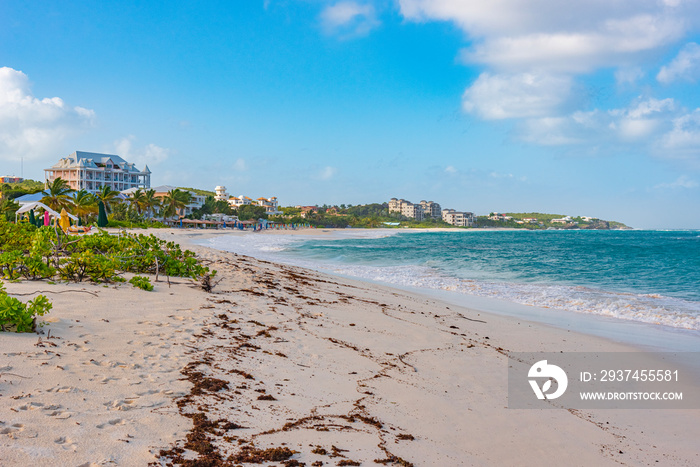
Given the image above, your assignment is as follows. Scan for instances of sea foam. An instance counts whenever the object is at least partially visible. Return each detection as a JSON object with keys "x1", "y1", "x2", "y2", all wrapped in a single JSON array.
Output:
[{"x1": 203, "y1": 230, "x2": 700, "y2": 331}]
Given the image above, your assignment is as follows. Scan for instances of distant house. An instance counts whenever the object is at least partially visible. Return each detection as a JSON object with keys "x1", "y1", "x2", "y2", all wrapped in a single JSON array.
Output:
[
  {"x1": 0, "y1": 176, "x2": 23, "y2": 183},
  {"x1": 298, "y1": 206, "x2": 317, "y2": 218},
  {"x1": 45, "y1": 151, "x2": 150, "y2": 194},
  {"x1": 256, "y1": 197, "x2": 282, "y2": 215},
  {"x1": 228, "y1": 195, "x2": 253, "y2": 208},
  {"x1": 551, "y1": 216, "x2": 573, "y2": 224}
]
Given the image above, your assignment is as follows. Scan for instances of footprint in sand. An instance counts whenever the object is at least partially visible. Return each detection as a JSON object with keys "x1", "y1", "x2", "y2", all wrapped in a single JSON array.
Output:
[
  {"x1": 46, "y1": 409, "x2": 74, "y2": 419},
  {"x1": 54, "y1": 436, "x2": 78, "y2": 451},
  {"x1": 17, "y1": 402, "x2": 44, "y2": 410},
  {"x1": 46, "y1": 385, "x2": 77, "y2": 393},
  {"x1": 96, "y1": 418, "x2": 126, "y2": 429},
  {"x1": 1, "y1": 423, "x2": 38, "y2": 439},
  {"x1": 0, "y1": 423, "x2": 23, "y2": 435},
  {"x1": 77, "y1": 457, "x2": 116, "y2": 467},
  {"x1": 105, "y1": 399, "x2": 138, "y2": 411}
]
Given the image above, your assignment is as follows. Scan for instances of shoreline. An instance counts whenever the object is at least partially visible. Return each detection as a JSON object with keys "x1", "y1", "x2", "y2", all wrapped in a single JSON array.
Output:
[
  {"x1": 2, "y1": 228, "x2": 699, "y2": 465},
  {"x1": 185, "y1": 227, "x2": 700, "y2": 354}
]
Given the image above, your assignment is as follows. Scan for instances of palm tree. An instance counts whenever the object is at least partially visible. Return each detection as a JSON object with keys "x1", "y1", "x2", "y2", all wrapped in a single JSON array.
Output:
[
  {"x1": 41, "y1": 178, "x2": 75, "y2": 211},
  {"x1": 1, "y1": 198, "x2": 20, "y2": 221},
  {"x1": 94, "y1": 185, "x2": 121, "y2": 214},
  {"x1": 130, "y1": 188, "x2": 147, "y2": 215},
  {"x1": 161, "y1": 189, "x2": 191, "y2": 219},
  {"x1": 143, "y1": 189, "x2": 161, "y2": 218},
  {"x1": 72, "y1": 190, "x2": 97, "y2": 222}
]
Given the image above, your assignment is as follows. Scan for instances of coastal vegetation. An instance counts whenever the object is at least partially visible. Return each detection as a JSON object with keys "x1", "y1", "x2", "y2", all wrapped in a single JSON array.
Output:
[
  {"x1": 0, "y1": 219, "x2": 214, "y2": 332},
  {"x1": 265, "y1": 204, "x2": 630, "y2": 230},
  {"x1": 477, "y1": 212, "x2": 631, "y2": 230},
  {"x1": 2, "y1": 178, "x2": 630, "y2": 229}
]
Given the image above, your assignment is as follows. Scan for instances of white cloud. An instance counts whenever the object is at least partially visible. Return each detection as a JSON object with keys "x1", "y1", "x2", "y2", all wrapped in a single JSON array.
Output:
[
  {"x1": 659, "y1": 109, "x2": 700, "y2": 165},
  {"x1": 489, "y1": 171, "x2": 527, "y2": 182},
  {"x1": 654, "y1": 175, "x2": 698, "y2": 189},
  {"x1": 233, "y1": 158, "x2": 247, "y2": 171},
  {"x1": 401, "y1": 1, "x2": 689, "y2": 73},
  {"x1": 519, "y1": 98, "x2": 679, "y2": 146},
  {"x1": 114, "y1": 135, "x2": 170, "y2": 169},
  {"x1": 314, "y1": 166, "x2": 337, "y2": 180},
  {"x1": 0, "y1": 67, "x2": 95, "y2": 162},
  {"x1": 657, "y1": 42, "x2": 700, "y2": 83},
  {"x1": 519, "y1": 116, "x2": 590, "y2": 146},
  {"x1": 462, "y1": 72, "x2": 573, "y2": 119},
  {"x1": 615, "y1": 67, "x2": 644, "y2": 84},
  {"x1": 394, "y1": 0, "x2": 700, "y2": 168},
  {"x1": 612, "y1": 97, "x2": 676, "y2": 141},
  {"x1": 444, "y1": 165, "x2": 457, "y2": 174},
  {"x1": 320, "y1": 1, "x2": 379, "y2": 37}
]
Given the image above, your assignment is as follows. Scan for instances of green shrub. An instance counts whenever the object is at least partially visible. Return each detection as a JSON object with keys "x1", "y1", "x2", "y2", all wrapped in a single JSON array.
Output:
[
  {"x1": 129, "y1": 275, "x2": 154, "y2": 291},
  {"x1": 0, "y1": 283, "x2": 52, "y2": 332}
]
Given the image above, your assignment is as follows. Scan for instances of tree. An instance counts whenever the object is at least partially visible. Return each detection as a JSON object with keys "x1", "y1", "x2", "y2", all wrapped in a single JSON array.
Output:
[
  {"x1": 1, "y1": 198, "x2": 20, "y2": 221},
  {"x1": 41, "y1": 178, "x2": 75, "y2": 211},
  {"x1": 72, "y1": 190, "x2": 97, "y2": 223},
  {"x1": 161, "y1": 189, "x2": 192, "y2": 219},
  {"x1": 237, "y1": 205, "x2": 268, "y2": 221},
  {"x1": 130, "y1": 188, "x2": 147, "y2": 215},
  {"x1": 94, "y1": 185, "x2": 121, "y2": 214},
  {"x1": 143, "y1": 189, "x2": 161, "y2": 218},
  {"x1": 213, "y1": 200, "x2": 232, "y2": 215}
]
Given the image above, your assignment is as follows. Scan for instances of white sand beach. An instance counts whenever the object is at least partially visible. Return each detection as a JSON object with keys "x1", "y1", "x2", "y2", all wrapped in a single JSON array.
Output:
[{"x1": 2, "y1": 228, "x2": 699, "y2": 466}]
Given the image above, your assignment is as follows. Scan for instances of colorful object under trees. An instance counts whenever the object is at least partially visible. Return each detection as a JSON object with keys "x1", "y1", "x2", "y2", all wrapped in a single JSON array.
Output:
[
  {"x1": 97, "y1": 200, "x2": 108, "y2": 227},
  {"x1": 59, "y1": 208, "x2": 70, "y2": 232}
]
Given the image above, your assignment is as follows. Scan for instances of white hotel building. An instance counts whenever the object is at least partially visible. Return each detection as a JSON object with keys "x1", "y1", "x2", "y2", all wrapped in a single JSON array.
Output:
[
  {"x1": 388, "y1": 198, "x2": 442, "y2": 221},
  {"x1": 44, "y1": 151, "x2": 151, "y2": 194},
  {"x1": 442, "y1": 209, "x2": 475, "y2": 227},
  {"x1": 226, "y1": 194, "x2": 282, "y2": 215}
]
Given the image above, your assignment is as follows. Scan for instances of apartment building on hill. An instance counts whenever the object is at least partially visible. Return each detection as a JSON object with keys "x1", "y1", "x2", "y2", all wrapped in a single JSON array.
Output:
[
  {"x1": 442, "y1": 209, "x2": 475, "y2": 227},
  {"x1": 389, "y1": 198, "x2": 442, "y2": 221}
]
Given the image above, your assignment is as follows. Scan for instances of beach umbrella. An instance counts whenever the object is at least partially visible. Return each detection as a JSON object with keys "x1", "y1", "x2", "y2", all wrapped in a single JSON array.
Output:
[
  {"x1": 28, "y1": 209, "x2": 35, "y2": 225},
  {"x1": 59, "y1": 208, "x2": 70, "y2": 232},
  {"x1": 78, "y1": 217, "x2": 83, "y2": 227},
  {"x1": 179, "y1": 218, "x2": 183, "y2": 228},
  {"x1": 97, "y1": 200, "x2": 108, "y2": 227},
  {"x1": 44, "y1": 211, "x2": 50, "y2": 226}
]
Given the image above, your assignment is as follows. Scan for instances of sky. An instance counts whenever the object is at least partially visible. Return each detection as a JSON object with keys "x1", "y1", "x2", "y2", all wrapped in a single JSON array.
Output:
[{"x1": 1, "y1": 0, "x2": 699, "y2": 229}]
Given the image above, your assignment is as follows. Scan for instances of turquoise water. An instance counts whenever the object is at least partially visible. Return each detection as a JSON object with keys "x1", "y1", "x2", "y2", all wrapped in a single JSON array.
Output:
[{"x1": 207, "y1": 230, "x2": 700, "y2": 331}]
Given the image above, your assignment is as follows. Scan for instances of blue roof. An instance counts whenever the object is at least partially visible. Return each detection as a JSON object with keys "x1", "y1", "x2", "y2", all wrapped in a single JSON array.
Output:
[{"x1": 15, "y1": 192, "x2": 44, "y2": 204}]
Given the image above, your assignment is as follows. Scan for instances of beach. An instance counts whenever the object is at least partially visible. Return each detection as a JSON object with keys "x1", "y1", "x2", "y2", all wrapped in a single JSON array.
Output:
[{"x1": 2, "y1": 228, "x2": 699, "y2": 466}]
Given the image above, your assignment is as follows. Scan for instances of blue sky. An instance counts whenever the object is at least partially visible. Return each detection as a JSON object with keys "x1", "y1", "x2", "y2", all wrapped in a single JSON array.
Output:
[{"x1": 1, "y1": 1, "x2": 699, "y2": 228}]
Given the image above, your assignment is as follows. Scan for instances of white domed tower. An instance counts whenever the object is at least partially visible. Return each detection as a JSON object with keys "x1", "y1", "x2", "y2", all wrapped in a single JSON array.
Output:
[{"x1": 214, "y1": 186, "x2": 229, "y2": 201}]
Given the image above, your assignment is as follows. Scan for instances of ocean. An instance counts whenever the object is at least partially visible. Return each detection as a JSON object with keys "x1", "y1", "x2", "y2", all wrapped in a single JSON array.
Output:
[{"x1": 204, "y1": 229, "x2": 700, "y2": 333}]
